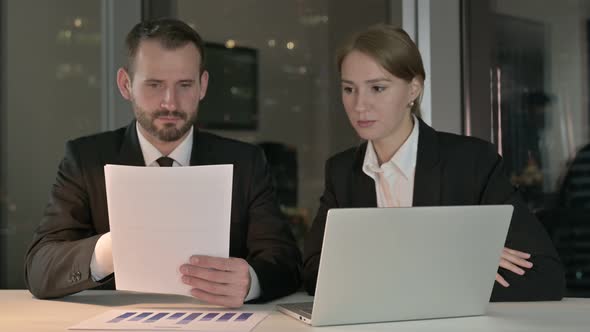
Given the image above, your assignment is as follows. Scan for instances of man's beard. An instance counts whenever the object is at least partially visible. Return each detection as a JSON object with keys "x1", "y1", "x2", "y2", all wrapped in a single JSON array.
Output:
[{"x1": 134, "y1": 103, "x2": 198, "y2": 142}]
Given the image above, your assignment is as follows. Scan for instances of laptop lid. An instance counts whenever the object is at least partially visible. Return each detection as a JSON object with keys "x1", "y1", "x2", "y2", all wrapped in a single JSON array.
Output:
[{"x1": 310, "y1": 205, "x2": 513, "y2": 326}]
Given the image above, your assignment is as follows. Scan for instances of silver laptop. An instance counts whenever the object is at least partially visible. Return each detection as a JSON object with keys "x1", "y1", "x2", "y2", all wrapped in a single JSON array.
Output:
[{"x1": 278, "y1": 205, "x2": 513, "y2": 326}]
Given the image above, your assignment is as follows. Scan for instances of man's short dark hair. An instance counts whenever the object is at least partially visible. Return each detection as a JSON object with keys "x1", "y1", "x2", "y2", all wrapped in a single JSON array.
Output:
[{"x1": 125, "y1": 18, "x2": 205, "y2": 76}]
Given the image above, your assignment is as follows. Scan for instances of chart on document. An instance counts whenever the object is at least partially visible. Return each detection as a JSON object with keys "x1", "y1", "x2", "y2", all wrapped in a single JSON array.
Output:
[{"x1": 69, "y1": 309, "x2": 269, "y2": 331}]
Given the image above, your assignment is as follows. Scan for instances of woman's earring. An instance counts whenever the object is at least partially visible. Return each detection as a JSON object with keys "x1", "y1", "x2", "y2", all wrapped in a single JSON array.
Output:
[{"x1": 408, "y1": 100, "x2": 415, "y2": 108}]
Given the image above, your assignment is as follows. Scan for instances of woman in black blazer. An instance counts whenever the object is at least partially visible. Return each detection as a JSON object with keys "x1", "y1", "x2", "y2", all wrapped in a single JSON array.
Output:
[{"x1": 303, "y1": 24, "x2": 564, "y2": 301}]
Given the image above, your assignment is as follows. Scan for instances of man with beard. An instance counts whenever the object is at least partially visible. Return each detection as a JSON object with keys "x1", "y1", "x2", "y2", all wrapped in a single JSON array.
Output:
[{"x1": 24, "y1": 18, "x2": 301, "y2": 307}]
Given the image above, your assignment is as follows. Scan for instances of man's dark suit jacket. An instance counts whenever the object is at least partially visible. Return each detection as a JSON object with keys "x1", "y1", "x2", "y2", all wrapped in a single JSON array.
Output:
[
  {"x1": 25, "y1": 122, "x2": 302, "y2": 301},
  {"x1": 303, "y1": 119, "x2": 565, "y2": 302}
]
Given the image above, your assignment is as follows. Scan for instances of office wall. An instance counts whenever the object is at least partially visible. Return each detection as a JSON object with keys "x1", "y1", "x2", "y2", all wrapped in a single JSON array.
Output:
[{"x1": 426, "y1": 0, "x2": 462, "y2": 135}]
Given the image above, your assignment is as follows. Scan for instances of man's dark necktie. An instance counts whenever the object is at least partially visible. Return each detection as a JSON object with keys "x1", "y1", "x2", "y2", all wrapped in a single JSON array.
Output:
[{"x1": 156, "y1": 156, "x2": 174, "y2": 167}]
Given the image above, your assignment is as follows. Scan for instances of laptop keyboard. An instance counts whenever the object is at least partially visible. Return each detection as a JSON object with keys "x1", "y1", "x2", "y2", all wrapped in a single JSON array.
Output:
[{"x1": 288, "y1": 302, "x2": 314, "y2": 315}]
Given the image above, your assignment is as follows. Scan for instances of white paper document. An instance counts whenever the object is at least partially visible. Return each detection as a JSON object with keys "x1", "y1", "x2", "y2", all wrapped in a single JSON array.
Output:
[
  {"x1": 69, "y1": 309, "x2": 269, "y2": 331},
  {"x1": 104, "y1": 164, "x2": 233, "y2": 297}
]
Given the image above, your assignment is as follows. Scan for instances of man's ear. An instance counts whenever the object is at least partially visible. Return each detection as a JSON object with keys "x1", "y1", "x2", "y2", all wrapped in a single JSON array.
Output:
[
  {"x1": 116, "y1": 68, "x2": 132, "y2": 100},
  {"x1": 199, "y1": 70, "x2": 209, "y2": 101}
]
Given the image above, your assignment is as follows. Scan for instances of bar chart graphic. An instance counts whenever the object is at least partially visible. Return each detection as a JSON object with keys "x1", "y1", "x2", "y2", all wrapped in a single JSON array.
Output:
[{"x1": 69, "y1": 309, "x2": 269, "y2": 331}]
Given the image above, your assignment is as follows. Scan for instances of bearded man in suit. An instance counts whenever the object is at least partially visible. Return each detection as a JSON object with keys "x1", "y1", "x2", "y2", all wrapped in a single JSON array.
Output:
[{"x1": 25, "y1": 18, "x2": 301, "y2": 307}]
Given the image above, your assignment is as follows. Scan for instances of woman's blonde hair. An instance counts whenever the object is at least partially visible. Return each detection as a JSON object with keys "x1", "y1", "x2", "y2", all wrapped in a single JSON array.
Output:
[{"x1": 337, "y1": 24, "x2": 425, "y2": 117}]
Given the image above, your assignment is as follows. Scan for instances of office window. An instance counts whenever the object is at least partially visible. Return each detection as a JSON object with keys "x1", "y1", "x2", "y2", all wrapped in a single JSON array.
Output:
[
  {"x1": 176, "y1": 0, "x2": 396, "y2": 246},
  {"x1": 465, "y1": 0, "x2": 590, "y2": 296},
  {"x1": 0, "y1": 0, "x2": 102, "y2": 288}
]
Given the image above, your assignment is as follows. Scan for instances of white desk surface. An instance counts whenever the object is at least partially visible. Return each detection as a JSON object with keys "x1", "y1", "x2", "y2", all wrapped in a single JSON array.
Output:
[{"x1": 1, "y1": 290, "x2": 589, "y2": 331}]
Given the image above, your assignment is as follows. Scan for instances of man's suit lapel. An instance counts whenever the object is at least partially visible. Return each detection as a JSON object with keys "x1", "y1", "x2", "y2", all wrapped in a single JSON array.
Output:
[
  {"x1": 350, "y1": 143, "x2": 378, "y2": 207},
  {"x1": 116, "y1": 121, "x2": 146, "y2": 166},
  {"x1": 189, "y1": 129, "x2": 214, "y2": 166},
  {"x1": 412, "y1": 118, "x2": 442, "y2": 206}
]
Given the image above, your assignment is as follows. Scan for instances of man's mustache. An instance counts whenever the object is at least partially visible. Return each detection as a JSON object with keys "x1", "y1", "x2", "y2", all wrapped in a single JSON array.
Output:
[{"x1": 153, "y1": 110, "x2": 187, "y2": 120}]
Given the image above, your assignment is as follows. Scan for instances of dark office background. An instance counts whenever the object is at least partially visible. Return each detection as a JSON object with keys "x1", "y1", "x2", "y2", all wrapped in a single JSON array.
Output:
[{"x1": 1, "y1": 0, "x2": 589, "y2": 297}]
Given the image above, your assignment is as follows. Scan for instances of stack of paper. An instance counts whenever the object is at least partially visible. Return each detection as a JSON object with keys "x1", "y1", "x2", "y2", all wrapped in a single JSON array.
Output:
[{"x1": 104, "y1": 164, "x2": 233, "y2": 296}]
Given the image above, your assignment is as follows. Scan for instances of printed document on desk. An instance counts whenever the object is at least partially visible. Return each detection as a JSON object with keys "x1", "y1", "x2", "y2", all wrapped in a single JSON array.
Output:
[
  {"x1": 105, "y1": 164, "x2": 233, "y2": 297},
  {"x1": 69, "y1": 309, "x2": 269, "y2": 331}
]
